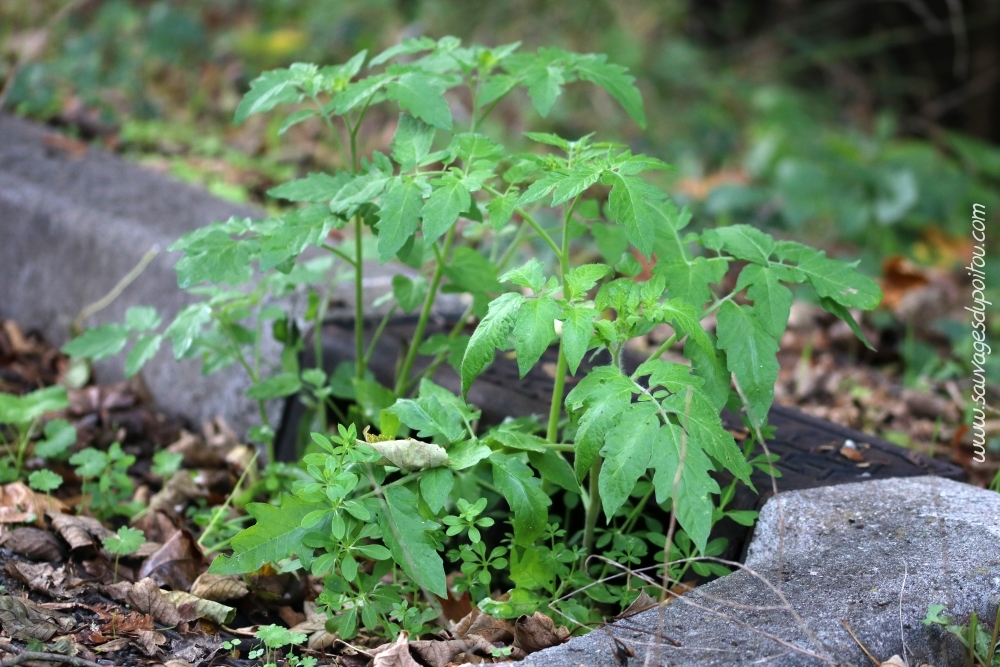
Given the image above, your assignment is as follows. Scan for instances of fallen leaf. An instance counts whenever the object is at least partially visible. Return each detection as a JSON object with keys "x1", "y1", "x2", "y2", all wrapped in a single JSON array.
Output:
[
  {"x1": 138, "y1": 528, "x2": 206, "y2": 591},
  {"x1": 0, "y1": 526, "x2": 66, "y2": 561},
  {"x1": 149, "y1": 471, "x2": 206, "y2": 513},
  {"x1": 371, "y1": 631, "x2": 421, "y2": 667},
  {"x1": 49, "y1": 511, "x2": 113, "y2": 551},
  {"x1": 93, "y1": 637, "x2": 131, "y2": 654},
  {"x1": 0, "y1": 595, "x2": 75, "y2": 640},
  {"x1": 513, "y1": 612, "x2": 569, "y2": 654},
  {"x1": 4, "y1": 561, "x2": 81, "y2": 599},
  {"x1": 163, "y1": 590, "x2": 236, "y2": 625},
  {"x1": 839, "y1": 443, "x2": 866, "y2": 462},
  {"x1": 135, "y1": 629, "x2": 167, "y2": 656},
  {"x1": 615, "y1": 590, "x2": 658, "y2": 619},
  {"x1": 0, "y1": 483, "x2": 66, "y2": 526},
  {"x1": 880, "y1": 656, "x2": 907, "y2": 667},
  {"x1": 409, "y1": 636, "x2": 497, "y2": 667},
  {"x1": 189, "y1": 573, "x2": 248, "y2": 602},
  {"x1": 168, "y1": 431, "x2": 226, "y2": 468},
  {"x1": 126, "y1": 578, "x2": 181, "y2": 626},
  {"x1": 455, "y1": 607, "x2": 515, "y2": 644}
]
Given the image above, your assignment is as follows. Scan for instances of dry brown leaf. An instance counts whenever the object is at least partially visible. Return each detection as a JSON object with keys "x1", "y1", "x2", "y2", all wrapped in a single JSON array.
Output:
[
  {"x1": 880, "y1": 656, "x2": 907, "y2": 667},
  {"x1": 163, "y1": 590, "x2": 236, "y2": 625},
  {"x1": 513, "y1": 612, "x2": 569, "y2": 654},
  {"x1": 162, "y1": 661, "x2": 194, "y2": 667},
  {"x1": 137, "y1": 528, "x2": 206, "y2": 591},
  {"x1": 48, "y1": 511, "x2": 113, "y2": 551},
  {"x1": 126, "y1": 577, "x2": 181, "y2": 626},
  {"x1": 4, "y1": 561, "x2": 81, "y2": 599},
  {"x1": 149, "y1": 470, "x2": 206, "y2": 513},
  {"x1": 168, "y1": 431, "x2": 226, "y2": 468},
  {"x1": 0, "y1": 483, "x2": 66, "y2": 526},
  {"x1": 839, "y1": 444, "x2": 866, "y2": 462},
  {"x1": 0, "y1": 526, "x2": 66, "y2": 561},
  {"x1": 0, "y1": 595, "x2": 75, "y2": 641},
  {"x1": 93, "y1": 637, "x2": 131, "y2": 654},
  {"x1": 409, "y1": 636, "x2": 497, "y2": 667},
  {"x1": 455, "y1": 607, "x2": 514, "y2": 644},
  {"x1": 101, "y1": 581, "x2": 132, "y2": 602},
  {"x1": 135, "y1": 629, "x2": 167, "y2": 656},
  {"x1": 615, "y1": 590, "x2": 658, "y2": 619},
  {"x1": 189, "y1": 573, "x2": 248, "y2": 602},
  {"x1": 371, "y1": 632, "x2": 421, "y2": 667}
]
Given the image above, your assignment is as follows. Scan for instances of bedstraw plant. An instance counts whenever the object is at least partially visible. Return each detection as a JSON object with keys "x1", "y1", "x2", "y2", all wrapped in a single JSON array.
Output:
[{"x1": 64, "y1": 37, "x2": 881, "y2": 637}]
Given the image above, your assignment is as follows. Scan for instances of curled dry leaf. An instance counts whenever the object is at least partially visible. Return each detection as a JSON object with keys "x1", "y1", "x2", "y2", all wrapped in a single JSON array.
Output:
[
  {"x1": 615, "y1": 590, "x2": 658, "y2": 620},
  {"x1": 0, "y1": 595, "x2": 75, "y2": 641},
  {"x1": 149, "y1": 470, "x2": 206, "y2": 513},
  {"x1": 189, "y1": 573, "x2": 249, "y2": 602},
  {"x1": 138, "y1": 528, "x2": 206, "y2": 591},
  {"x1": 126, "y1": 577, "x2": 181, "y2": 626},
  {"x1": 839, "y1": 443, "x2": 866, "y2": 462},
  {"x1": 163, "y1": 590, "x2": 236, "y2": 625},
  {"x1": 880, "y1": 656, "x2": 908, "y2": 667},
  {"x1": 0, "y1": 482, "x2": 67, "y2": 526},
  {"x1": 167, "y1": 431, "x2": 227, "y2": 469},
  {"x1": 513, "y1": 612, "x2": 569, "y2": 654},
  {"x1": 135, "y1": 629, "x2": 167, "y2": 657},
  {"x1": 49, "y1": 511, "x2": 114, "y2": 551},
  {"x1": 0, "y1": 526, "x2": 66, "y2": 562},
  {"x1": 359, "y1": 438, "x2": 448, "y2": 470},
  {"x1": 93, "y1": 637, "x2": 132, "y2": 654},
  {"x1": 371, "y1": 631, "x2": 421, "y2": 667},
  {"x1": 409, "y1": 636, "x2": 498, "y2": 667},
  {"x1": 101, "y1": 581, "x2": 133, "y2": 602},
  {"x1": 4, "y1": 561, "x2": 80, "y2": 599},
  {"x1": 454, "y1": 607, "x2": 514, "y2": 644}
]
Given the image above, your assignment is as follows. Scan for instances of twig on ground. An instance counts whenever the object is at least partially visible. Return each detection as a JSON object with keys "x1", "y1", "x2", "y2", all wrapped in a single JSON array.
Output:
[
  {"x1": 0, "y1": 643, "x2": 103, "y2": 667},
  {"x1": 841, "y1": 619, "x2": 882, "y2": 667}
]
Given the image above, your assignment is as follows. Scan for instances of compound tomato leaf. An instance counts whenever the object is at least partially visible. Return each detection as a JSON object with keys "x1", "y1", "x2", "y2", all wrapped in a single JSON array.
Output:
[
  {"x1": 701, "y1": 224, "x2": 775, "y2": 266},
  {"x1": 716, "y1": 301, "x2": 778, "y2": 431},
  {"x1": 602, "y1": 172, "x2": 665, "y2": 258},
  {"x1": 386, "y1": 72, "x2": 452, "y2": 129},
  {"x1": 656, "y1": 257, "x2": 728, "y2": 310},
  {"x1": 234, "y1": 69, "x2": 303, "y2": 125},
  {"x1": 461, "y1": 292, "x2": 524, "y2": 398},
  {"x1": 663, "y1": 388, "x2": 752, "y2": 486},
  {"x1": 818, "y1": 296, "x2": 876, "y2": 351},
  {"x1": 573, "y1": 53, "x2": 646, "y2": 128},
  {"x1": 490, "y1": 453, "x2": 551, "y2": 546},
  {"x1": 390, "y1": 113, "x2": 435, "y2": 172},
  {"x1": 793, "y1": 248, "x2": 882, "y2": 310},
  {"x1": 268, "y1": 172, "x2": 347, "y2": 203},
  {"x1": 735, "y1": 264, "x2": 794, "y2": 340},
  {"x1": 598, "y1": 403, "x2": 658, "y2": 520},
  {"x1": 208, "y1": 495, "x2": 321, "y2": 574}
]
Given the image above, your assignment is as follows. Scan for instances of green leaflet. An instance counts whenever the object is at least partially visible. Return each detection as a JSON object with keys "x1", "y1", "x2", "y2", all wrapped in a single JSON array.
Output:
[
  {"x1": 656, "y1": 257, "x2": 728, "y2": 309},
  {"x1": 662, "y1": 388, "x2": 752, "y2": 485},
  {"x1": 716, "y1": 302, "x2": 778, "y2": 431},
  {"x1": 818, "y1": 296, "x2": 876, "y2": 351},
  {"x1": 390, "y1": 113, "x2": 435, "y2": 171},
  {"x1": 376, "y1": 178, "x2": 425, "y2": 263},
  {"x1": 566, "y1": 367, "x2": 637, "y2": 481},
  {"x1": 560, "y1": 304, "x2": 597, "y2": 375},
  {"x1": 501, "y1": 258, "x2": 546, "y2": 293},
  {"x1": 490, "y1": 453, "x2": 551, "y2": 547},
  {"x1": 164, "y1": 303, "x2": 212, "y2": 358},
  {"x1": 683, "y1": 335, "x2": 730, "y2": 413},
  {"x1": 550, "y1": 164, "x2": 604, "y2": 206},
  {"x1": 125, "y1": 335, "x2": 162, "y2": 378},
  {"x1": 701, "y1": 224, "x2": 776, "y2": 266},
  {"x1": 634, "y1": 359, "x2": 704, "y2": 394},
  {"x1": 793, "y1": 248, "x2": 883, "y2": 310},
  {"x1": 602, "y1": 172, "x2": 666, "y2": 258},
  {"x1": 422, "y1": 177, "x2": 470, "y2": 244},
  {"x1": 523, "y1": 63, "x2": 565, "y2": 117},
  {"x1": 247, "y1": 372, "x2": 302, "y2": 400},
  {"x1": 419, "y1": 468, "x2": 454, "y2": 514},
  {"x1": 268, "y1": 172, "x2": 347, "y2": 203},
  {"x1": 443, "y1": 247, "x2": 502, "y2": 295},
  {"x1": 487, "y1": 190, "x2": 518, "y2": 231},
  {"x1": 388, "y1": 394, "x2": 466, "y2": 443},
  {"x1": 380, "y1": 486, "x2": 447, "y2": 597},
  {"x1": 386, "y1": 72, "x2": 452, "y2": 129},
  {"x1": 735, "y1": 264, "x2": 795, "y2": 340},
  {"x1": 125, "y1": 306, "x2": 160, "y2": 331},
  {"x1": 527, "y1": 449, "x2": 580, "y2": 493},
  {"x1": 234, "y1": 69, "x2": 303, "y2": 125},
  {"x1": 208, "y1": 495, "x2": 319, "y2": 574},
  {"x1": 391, "y1": 274, "x2": 429, "y2": 313},
  {"x1": 650, "y1": 422, "x2": 720, "y2": 552},
  {"x1": 461, "y1": 292, "x2": 524, "y2": 398},
  {"x1": 657, "y1": 298, "x2": 714, "y2": 361},
  {"x1": 62, "y1": 324, "x2": 130, "y2": 360},
  {"x1": 574, "y1": 53, "x2": 646, "y2": 128},
  {"x1": 513, "y1": 296, "x2": 560, "y2": 378},
  {"x1": 564, "y1": 264, "x2": 611, "y2": 300},
  {"x1": 0, "y1": 386, "x2": 68, "y2": 425},
  {"x1": 598, "y1": 403, "x2": 658, "y2": 520}
]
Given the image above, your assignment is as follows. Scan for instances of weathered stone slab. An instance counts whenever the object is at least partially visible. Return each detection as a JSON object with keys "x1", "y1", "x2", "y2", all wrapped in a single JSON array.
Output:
[
  {"x1": 505, "y1": 477, "x2": 999, "y2": 667},
  {"x1": 0, "y1": 113, "x2": 273, "y2": 434}
]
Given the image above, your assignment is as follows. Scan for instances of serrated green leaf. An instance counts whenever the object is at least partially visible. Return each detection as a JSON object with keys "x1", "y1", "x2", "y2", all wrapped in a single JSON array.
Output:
[
  {"x1": 574, "y1": 54, "x2": 646, "y2": 128},
  {"x1": 329, "y1": 171, "x2": 389, "y2": 215},
  {"x1": 0, "y1": 387, "x2": 68, "y2": 425},
  {"x1": 602, "y1": 172, "x2": 666, "y2": 257},
  {"x1": 566, "y1": 367, "x2": 636, "y2": 481},
  {"x1": 454, "y1": 133, "x2": 504, "y2": 162},
  {"x1": 634, "y1": 359, "x2": 704, "y2": 393},
  {"x1": 461, "y1": 292, "x2": 524, "y2": 398},
  {"x1": 819, "y1": 297, "x2": 876, "y2": 351},
  {"x1": 376, "y1": 178, "x2": 424, "y2": 263},
  {"x1": 500, "y1": 258, "x2": 545, "y2": 293},
  {"x1": 523, "y1": 132, "x2": 570, "y2": 151},
  {"x1": 523, "y1": 63, "x2": 565, "y2": 117},
  {"x1": 487, "y1": 190, "x2": 518, "y2": 231},
  {"x1": 268, "y1": 172, "x2": 347, "y2": 203},
  {"x1": 513, "y1": 296, "x2": 560, "y2": 377},
  {"x1": 550, "y1": 164, "x2": 604, "y2": 206},
  {"x1": 125, "y1": 306, "x2": 160, "y2": 332},
  {"x1": 564, "y1": 264, "x2": 611, "y2": 300},
  {"x1": 701, "y1": 225, "x2": 775, "y2": 265},
  {"x1": 419, "y1": 468, "x2": 454, "y2": 513},
  {"x1": 125, "y1": 334, "x2": 162, "y2": 378},
  {"x1": 599, "y1": 403, "x2": 658, "y2": 520},
  {"x1": 527, "y1": 449, "x2": 580, "y2": 493},
  {"x1": 247, "y1": 372, "x2": 302, "y2": 400},
  {"x1": 490, "y1": 453, "x2": 551, "y2": 546},
  {"x1": 716, "y1": 302, "x2": 778, "y2": 431},
  {"x1": 388, "y1": 395, "x2": 465, "y2": 443},
  {"x1": 28, "y1": 469, "x2": 63, "y2": 493},
  {"x1": 278, "y1": 109, "x2": 317, "y2": 135},
  {"x1": 560, "y1": 304, "x2": 597, "y2": 376},
  {"x1": 391, "y1": 274, "x2": 428, "y2": 313},
  {"x1": 683, "y1": 335, "x2": 729, "y2": 413},
  {"x1": 794, "y1": 249, "x2": 882, "y2": 310},
  {"x1": 164, "y1": 303, "x2": 212, "y2": 358},
  {"x1": 658, "y1": 298, "x2": 714, "y2": 361},
  {"x1": 446, "y1": 438, "x2": 492, "y2": 470},
  {"x1": 489, "y1": 426, "x2": 548, "y2": 452},
  {"x1": 391, "y1": 114, "x2": 436, "y2": 171},
  {"x1": 258, "y1": 206, "x2": 339, "y2": 271},
  {"x1": 62, "y1": 324, "x2": 130, "y2": 360},
  {"x1": 650, "y1": 422, "x2": 720, "y2": 552},
  {"x1": 663, "y1": 388, "x2": 751, "y2": 485},
  {"x1": 386, "y1": 72, "x2": 452, "y2": 129},
  {"x1": 656, "y1": 257, "x2": 728, "y2": 309},
  {"x1": 422, "y1": 177, "x2": 470, "y2": 243},
  {"x1": 331, "y1": 73, "x2": 391, "y2": 114},
  {"x1": 370, "y1": 36, "x2": 437, "y2": 66},
  {"x1": 234, "y1": 69, "x2": 303, "y2": 125},
  {"x1": 208, "y1": 495, "x2": 320, "y2": 574},
  {"x1": 735, "y1": 264, "x2": 794, "y2": 339},
  {"x1": 443, "y1": 247, "x2": 502, "y2": 294},
  {"x1": 380, "y1": 485, "x2": 446, "y2": 596}
]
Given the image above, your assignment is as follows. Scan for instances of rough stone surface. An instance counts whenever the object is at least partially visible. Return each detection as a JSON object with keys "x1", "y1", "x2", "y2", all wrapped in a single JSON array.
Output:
[
  {"x1": 502, "y1": 477, "x2": 999, "y2": 667},
  {"x1": 0, "y1": 113, "x2": 292, "y2": 435}
]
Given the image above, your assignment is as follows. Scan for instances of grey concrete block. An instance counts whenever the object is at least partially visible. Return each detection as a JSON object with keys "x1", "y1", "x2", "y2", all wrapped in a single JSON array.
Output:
[
  {"x1": 0, "y1": 112, "x2": 273, "y2": 434},
  {"x1": 506, "y1": 477, "x2": 999, "y2": 667}
]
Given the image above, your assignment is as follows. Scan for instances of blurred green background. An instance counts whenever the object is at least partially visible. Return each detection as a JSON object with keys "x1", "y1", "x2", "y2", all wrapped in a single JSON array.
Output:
[{"x1": 2, "y1": 0, "x2": 999, "y2": 406}]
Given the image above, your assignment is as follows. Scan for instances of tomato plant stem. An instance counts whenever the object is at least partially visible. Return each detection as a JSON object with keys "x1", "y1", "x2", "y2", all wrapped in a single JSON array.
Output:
[
  {"x1": 354, "y1": 215, "x2": 365, "y2": 382},
  {"x1": 583, "y1": 460, "x2": 602, "y2": 553}
]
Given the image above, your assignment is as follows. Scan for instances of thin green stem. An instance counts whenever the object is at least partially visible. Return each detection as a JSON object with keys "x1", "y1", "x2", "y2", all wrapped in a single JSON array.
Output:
[
  {"x1": 621, "y1": 486, "x2": 653, "y2": 535},
  {"x1": 394, "y1": 226, "x2": 457, "y2": 395},
  {"x1": 312, "y1": 97, "x2": 348, "y2": 167},
  {"x1": 198, "y1": 451, "x2": 258, "y2": 549},
  {"x1": 364, "y1": 304, "x2": 398, "y2": 366},
  {"x1": 582, "y1": 460, "x2": 602, "y2": 554},
  {"x1": 322, "y1": 243, "x2": 355, "y2": 265},
  {"x1": 545, "y1": 351, "x2": 568, "y2": 443},
  {"x1": 704, "y1": 290, "x2": 738, "y2": 317},
  {"x1": 484, "y1": 186, "x2": 560, "y2": 256},
  {"x1": 354, "y1": 216, "x2": 365, "y2": 382},
  {"x1": 634, "y1": 333, "x2": 679, "y2": 377},
  {"x1": 313, "y1": 265, "x2": 342, "y2": 433}
]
